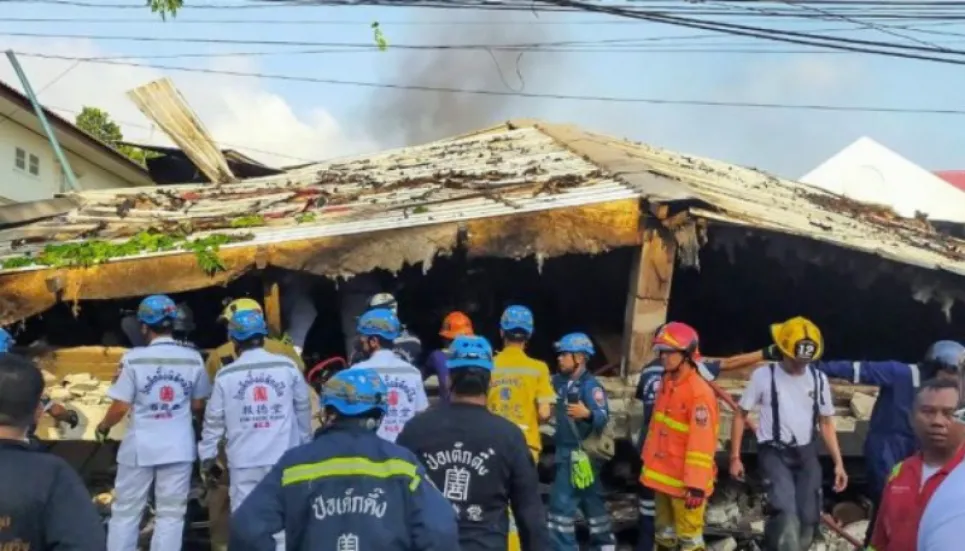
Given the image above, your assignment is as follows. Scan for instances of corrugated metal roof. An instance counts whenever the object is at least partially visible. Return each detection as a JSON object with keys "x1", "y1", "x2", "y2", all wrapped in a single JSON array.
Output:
[{"x1": 0, "y1": 124, "x2": 636, "y2": 274}]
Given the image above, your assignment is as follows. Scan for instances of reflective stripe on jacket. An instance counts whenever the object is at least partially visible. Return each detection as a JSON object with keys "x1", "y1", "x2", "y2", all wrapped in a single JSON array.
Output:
[{"x1": 640, "y1": 367, "x2": 719, "y2": 498}]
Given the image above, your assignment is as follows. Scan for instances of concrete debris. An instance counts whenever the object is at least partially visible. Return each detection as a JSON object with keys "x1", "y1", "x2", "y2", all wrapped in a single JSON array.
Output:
[
  {"x1": 709, "y1": 537, "x2": 737, "y2": 551},
  {"x1": 822, "y1": 520, "x2": 869, "y2": 551},
  {"x1": 850, "y1": 392, "x2": 876, "y2": 421},
  {"x1": 38, "y1": 372, "x2": 127, "y2": 441}
]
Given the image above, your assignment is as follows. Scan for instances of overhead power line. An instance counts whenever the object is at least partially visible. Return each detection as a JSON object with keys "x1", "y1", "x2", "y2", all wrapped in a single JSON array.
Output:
[{"x1": 13, "y1": 50, "x2": 965, "y2": 116}]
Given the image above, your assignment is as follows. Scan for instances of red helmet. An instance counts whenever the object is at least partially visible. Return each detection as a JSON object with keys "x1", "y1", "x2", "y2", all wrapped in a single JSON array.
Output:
[{"x1": 652, "y1": 322, "x2": 702, "y2": 360}]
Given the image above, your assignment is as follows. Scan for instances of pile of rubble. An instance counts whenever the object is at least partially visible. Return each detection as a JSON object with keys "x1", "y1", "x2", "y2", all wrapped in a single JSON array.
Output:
[{"x1": 37, "y1": 371, "x2": 128, "y2": 441}]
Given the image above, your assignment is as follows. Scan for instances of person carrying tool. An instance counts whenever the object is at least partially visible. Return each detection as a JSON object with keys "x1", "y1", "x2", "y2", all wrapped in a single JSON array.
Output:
[
  {"x1": 228, "y1": 368, "x2": 459, "y2": 551},
  {"x1": 349, "y1": 293, "x2": 424, "y2": 365},
  {"x1": 198, "y1": 309, "x2": 312, "y2": 548},
  {"x1": 398, "y1": 335, "x2": 550, "y2": 551},
  {"x1": 488, "y1": 305, "x2": 555, "y2": 551},
  {"x1": 547, "y1": 332, "x2": 616, "y2": 551},
  {"x1": 730, "y1": 316, "x2": 847, "y2": 551},
  {"x1": 868, "y1": 377, "x2": 965, "y2": 551},
  {"x1": 634, "y1": 323, "x2": 760, "y2": 551},
  {"x1": 351, "y1": 307, "x2": 429, "y2": 442},
  {"x1": 638, "y1": 322, "x2": 718, "y2": 551},
  {"x1": 754, "y1": 329, "x2": 964, "y2": 545},
  {"x1": 204, "y1": 297, "x2": 305, "y2": 551},
  {"x1": 424, "y1": 310, "x2": 475, "y2": 403},
  {"x1": 96, "y1": 294, "x2": 211, "y2": 551},
  {"x1": 0, "y1": 352, "x2": 106, "y2": 551}
]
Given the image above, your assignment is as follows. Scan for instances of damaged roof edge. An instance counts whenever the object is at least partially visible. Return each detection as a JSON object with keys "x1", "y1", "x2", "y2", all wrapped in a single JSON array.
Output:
[{"x1": 0, "y1": 199, "x2": 642, "y2": 325}]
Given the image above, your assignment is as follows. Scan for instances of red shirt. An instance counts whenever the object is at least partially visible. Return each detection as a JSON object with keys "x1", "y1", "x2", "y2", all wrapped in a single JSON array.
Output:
[{"x1": 869, "y1": 445, "x2": 965, "y2": 551}]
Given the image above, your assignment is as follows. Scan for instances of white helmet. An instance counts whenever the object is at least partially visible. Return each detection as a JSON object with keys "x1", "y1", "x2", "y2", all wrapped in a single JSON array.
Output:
[{"x1": 368, "y1": 292, "x2": 398, "y2": 314}]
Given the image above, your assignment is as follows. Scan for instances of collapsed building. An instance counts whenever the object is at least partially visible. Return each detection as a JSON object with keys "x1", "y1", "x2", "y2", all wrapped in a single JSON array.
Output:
[{"x1": 3, "y1": 119, "x2": 965, "y2": 547}]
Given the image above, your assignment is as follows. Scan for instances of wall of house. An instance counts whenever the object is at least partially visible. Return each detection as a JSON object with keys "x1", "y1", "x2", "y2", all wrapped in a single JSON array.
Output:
[{"x1": 0, "y1": 117, "x2": 134, "y2": 202}]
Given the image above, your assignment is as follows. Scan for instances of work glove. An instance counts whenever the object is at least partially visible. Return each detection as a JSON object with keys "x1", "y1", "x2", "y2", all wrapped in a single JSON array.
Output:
[
  {"x1": 762, "y1": 344, "x2": 782, "y2": 362},
  {"x1": 64, "y1": 409, "x2": 79, "y2": 429},
  {"x1": 94, "y1": 425, "x2": 110, "y2": 443},
  {"x1": 570, "y1": 450, "x2": 595, "y2": 490},
  {"x1": 683, "y1": 488, "x2": 705, "y2": 510}
]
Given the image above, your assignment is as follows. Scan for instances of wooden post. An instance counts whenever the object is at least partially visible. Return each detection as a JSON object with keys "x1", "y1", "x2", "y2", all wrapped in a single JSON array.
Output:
[
  {"x1": 263, "y1": 276, "x2": 283, "y2": 338},
  {"x1": 620, "y1": 206, "x2": 677, "y2": 377}
]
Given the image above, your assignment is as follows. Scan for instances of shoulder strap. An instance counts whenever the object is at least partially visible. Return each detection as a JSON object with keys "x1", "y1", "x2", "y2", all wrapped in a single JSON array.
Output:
[
  {"x1": 810, "y1": 365, "x2": 823, "y2": 432},
  {"x1": 769, "y1": 363, "x2": 781, "y2": 445}
]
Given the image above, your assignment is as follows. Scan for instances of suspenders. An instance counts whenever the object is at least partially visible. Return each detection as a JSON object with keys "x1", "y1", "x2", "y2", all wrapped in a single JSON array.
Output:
[{"x1": 767, "y1": 363, "x2": 825, "y2": 448}]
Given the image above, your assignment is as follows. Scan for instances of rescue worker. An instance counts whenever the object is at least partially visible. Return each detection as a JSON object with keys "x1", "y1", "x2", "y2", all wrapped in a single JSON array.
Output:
[
  {"x1": 349, "y1": 292, "x2": 424, "y2": 365},
  {"x1": 424, "y1": 310, "x2": 475, "y2": 403},
  {"x1": 351, "y1": 307, "x2": 429, "y2": 442},
  {"x1": 0, "y1": 352, "x2": 105, "y2": 551},
  {"x1": 488, "y1": 305, "x2": 555, "y2": 551},
  {"x1": 639, "y1": 322, "x2": 718, "y2": 551},
  {"x1": 398, "y1": 335, "x2": 550, "y2": 551},
  {"x1": 172, "y1": 302, "x2": 197, "y2": 349},
  {"x1": 548, "y1": 332, "x2": 616, "y2": 551},
  {"x1": 228, "y1": 368, "x2": 460, "y2": 551},
  {"x1": 204, "y1": 297, "x2": 304, "y2": 551},
  {"x1": 869, "y1": 378, "x2": 965, "y2": 551},
  {"x1": 917, "y1": 404, "x2": 965, "y2": 550},
  {"x1": 730, "y1": 317, "x2": 847, "y2": 551},
  {"x1": 754, "y1": 324, "x2": 964, "y2": 545},
  {"x1": 96, "y1": 294, "x2": 211, "y2": 551},
  {"x1": 634, "y1": 325, "x2": 761, "y2": 551},
  {"x1": 198, "y1": 309, "x2": 312, "y2": 544}
]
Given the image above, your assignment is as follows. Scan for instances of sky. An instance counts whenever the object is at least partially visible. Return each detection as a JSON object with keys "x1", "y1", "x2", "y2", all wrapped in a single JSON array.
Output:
[{"x1": 1, "y1": 0, "x2": 964, "y2": 177}]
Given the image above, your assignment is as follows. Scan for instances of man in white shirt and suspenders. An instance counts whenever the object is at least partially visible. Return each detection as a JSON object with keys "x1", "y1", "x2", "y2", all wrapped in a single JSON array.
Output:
[
  {"x1": 729, "y1": 317, "x2": 847, "y2": 551},
  {"x1": 350, "y1": 308, "x2": 428, "y2": 442},
  {"x1": 96, "y1": 295, "x2": 211, "y2": 551}
]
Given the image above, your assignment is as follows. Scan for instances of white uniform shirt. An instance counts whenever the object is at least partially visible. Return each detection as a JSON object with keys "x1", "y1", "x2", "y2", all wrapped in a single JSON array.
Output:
[
  {"x1": 918, "y1": 460, "x2": 965, "y2": 550},
  {"x1": 108, "y1": 336, "x2": 210, "y2": 467},
  {"x1": 738, "y1": 363, "x2": 834, "y2": 446},
  {"x1": 351, "y1": 348, "x2": 428, "y2": 442},
  {"x1": 198, "y1": 348, "x2": 312, "y2": 469}
]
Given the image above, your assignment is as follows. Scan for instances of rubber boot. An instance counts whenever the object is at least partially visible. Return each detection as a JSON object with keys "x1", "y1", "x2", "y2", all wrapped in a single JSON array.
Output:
[
  {"x1": 798, "y1": 523, "x2": 816, "y2": 551},
  {"x1": 763, "y1": 513, "x2": 801, "y2": 551}
]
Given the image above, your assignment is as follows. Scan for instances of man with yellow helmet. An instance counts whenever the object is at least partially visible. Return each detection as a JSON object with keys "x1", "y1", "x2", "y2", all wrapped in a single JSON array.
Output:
[
  {"x1": 205, "y1": 297, "x2": 305, "y2": 551},
  {"x1": 753, "y1": 316, "x2": 965, "y2": 548},
  {"x1": 730, "y1": 317, "x2": 847, "y2": 551}
]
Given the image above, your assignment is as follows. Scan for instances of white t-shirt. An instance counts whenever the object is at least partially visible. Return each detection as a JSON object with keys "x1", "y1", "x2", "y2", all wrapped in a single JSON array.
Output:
[
  {"x1": 919, "y1": 461, "x2": 965, "y2": 551},
  {"x1": 921, "y1": 463, "x2": 941, "y2": 489},
  {"x1": 738, "y1": 364, "x2": 835, "y2": 446}
]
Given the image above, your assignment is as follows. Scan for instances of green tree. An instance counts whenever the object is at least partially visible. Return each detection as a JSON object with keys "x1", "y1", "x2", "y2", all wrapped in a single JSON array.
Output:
[{"x1": 75, "y1": 106, "x2": 153, "y2": 166}]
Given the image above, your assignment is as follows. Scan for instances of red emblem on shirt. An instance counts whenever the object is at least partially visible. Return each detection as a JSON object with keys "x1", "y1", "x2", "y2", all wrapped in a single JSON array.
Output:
[
  {"x1": 159, "y1": 385, "x2": 174, "y2": 403},
  {"x1": 694, "y1": 404, "x2": 709, "y2": 427},
  {"x1": 388, "y1": 389, "x2": 399, "y2": 406},
  {"x1": 253, "y1": 385, "x2": 268, "y2": 402}
]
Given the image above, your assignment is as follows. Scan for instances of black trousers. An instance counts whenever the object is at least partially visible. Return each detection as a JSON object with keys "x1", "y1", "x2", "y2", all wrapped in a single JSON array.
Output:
[{"x1": 758, "y1": 442, "x2": 822, "y2": 551}]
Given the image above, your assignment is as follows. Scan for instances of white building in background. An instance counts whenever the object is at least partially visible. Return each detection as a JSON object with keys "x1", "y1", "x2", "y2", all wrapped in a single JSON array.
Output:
[
  {"x1": 800, "y1": 136, "x2": 965, "y2": 223},
  {"x1": 0, "y1": 79, "x2": 153, "y2": 205}
]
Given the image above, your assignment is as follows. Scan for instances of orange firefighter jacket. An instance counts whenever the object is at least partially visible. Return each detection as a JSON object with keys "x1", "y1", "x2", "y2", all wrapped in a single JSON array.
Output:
[{"x1": 640, "y1": 366, "x2": 720, "y2": 498}]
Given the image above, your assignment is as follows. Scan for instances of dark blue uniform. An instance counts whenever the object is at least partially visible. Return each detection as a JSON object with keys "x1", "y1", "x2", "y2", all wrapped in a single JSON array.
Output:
[
  {"x1": 814, "y1": 360, "x2": 920, "y2": 500},
  {"x1": 633, "y1": 360, "x2": 722, "y2": 551},
  {"x1": 548, "y1": 370, "x2": 615, "y2": 550},
  {"x1": 229, "y1": 424, "x2": 459, "y2": 551}
]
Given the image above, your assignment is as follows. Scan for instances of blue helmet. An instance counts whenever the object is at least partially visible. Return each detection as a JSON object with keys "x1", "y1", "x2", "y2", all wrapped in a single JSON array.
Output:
[
  {"x1": 137, "y1": 295, "x2": 178, "y2": 326},
  {"x1": 0, "y1": 328, "x2": 12, "y2": 354},
  {"x1": 924, "y1": 340, "x2": 965, "y2": 373},
  {"x1": 228, "y1": 310, "x2": 269, "y2": 342},
  {"x1": 555, "y1": 332, "x2": 595, "y2": 356},
  {"x1": 500, "y1": 305, "x2": 534, "y2": 336},
  {"x1": 321, "y1": 368, "x2": 388, "y2": 416},
  {"x1": 447, "y1": 335, "x2": 494, "y2": 371},
  {"x1": 356, "y1": 308, "x2": 401, "y2": 341}
]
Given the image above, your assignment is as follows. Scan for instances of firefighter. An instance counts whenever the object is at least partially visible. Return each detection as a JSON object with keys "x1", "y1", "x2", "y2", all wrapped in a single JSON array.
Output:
[
  {"x1": 424, "y1": 310, "x2": 475, "y2": 403},
  {"x1": 488, "y1": 305, "x2": 555, "y2": 551},
  {"x1": 398, "y1": 335, "x2": 550, "y2": 551},
  {"x1": 197, "y1": 308, "x2": 312, "y2": 547},
  {"x1": 349, "y1": 293, "x2": 424, "y2": 365},
  {"x1": 731, "y1": 317, "x2": 846, "y2": 551},
  {"x1": 640, "y1": 322, "x2": 719, "y2": 551},
  {"x1": 228, "y1": 368, "x2": 459, "y2": 551},
  {"x1": 350, "y1": 308, "x2": 429, "y2": 443},
  {"x1": 869, "y1": 378, "x2": 965, "y2": 551},
  {"x1": 547, "y1": 332, "x2": 616, "y2": 551},
  {"x1": 204, "y1": 297, "x2": 304, "y2": 551},
  {"x1": 96, "y1": 295, "x2": 211, "y2": 551},
  {"x1": 754, "y1": 320, "x2": 960, "y2": 545}
]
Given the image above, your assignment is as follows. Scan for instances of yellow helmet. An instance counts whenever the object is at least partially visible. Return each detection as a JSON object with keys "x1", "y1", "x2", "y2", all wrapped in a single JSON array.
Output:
[
  {"x1": 219, "y1": 298, "x2": 263, "y2": 322},
  {"x1": 770, "y1": 316, "x2": 824, "y2": 361}
]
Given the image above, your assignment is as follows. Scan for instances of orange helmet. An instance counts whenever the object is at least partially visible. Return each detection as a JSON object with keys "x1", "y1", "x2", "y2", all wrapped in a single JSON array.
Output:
[
  {"x1": 439, "y1": 311, "x2": 474, "y2": 340},
  {"x1": 652, "y1": 321, "x2": 702, "y2": 361}
]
